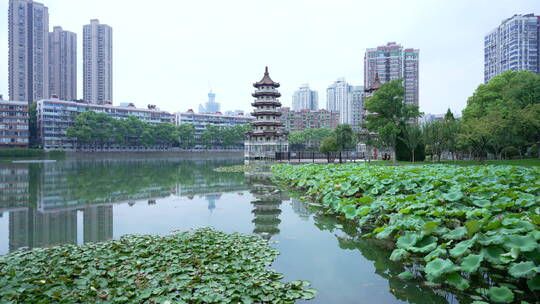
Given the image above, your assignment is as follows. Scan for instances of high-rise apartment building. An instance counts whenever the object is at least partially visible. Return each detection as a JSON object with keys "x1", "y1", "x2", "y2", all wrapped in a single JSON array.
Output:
[
  {"x1": 364, "y1": 42, "x2": 419, "y2": 106},
  {"x1": 8, "y1": 0, "x2": 49, "y2": 103},
  {"x1": 83, "y1": 19, "x2": 113, "y2": 104},
  {"x1": 327, "y1": 78, "x2": 357, "y2": 125},
  {"x1": 484, "y1": 14, "x2": 539, "y2": 83},
  {"x1": 292, "y1": 84, "x2": 318, "y2": 111},
  {"x1": 48, "y1": 26, "x2": 77, "y2": 100},
  {"x1": 350, "y1": 86, "x2": 365, "y2": 131}
]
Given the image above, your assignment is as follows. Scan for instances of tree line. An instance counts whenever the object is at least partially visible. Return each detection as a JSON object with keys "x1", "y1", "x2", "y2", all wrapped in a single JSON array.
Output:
[
  {"x1": 357, "y1": 70, "x2": 540, "y2": 161},
  {"x1": 310, "y1": 70, "x2": 539, "y2": 162},
  {"x1": 66, "y1": 111, "x2": 251, "y2": 149}
]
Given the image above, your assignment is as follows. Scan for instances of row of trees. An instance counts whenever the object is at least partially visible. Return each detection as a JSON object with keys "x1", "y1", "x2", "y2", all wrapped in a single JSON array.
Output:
[
  {"x1": 357, "y1": 70, "x2": 540, "y2": 161},
  {"x1": 66, "y1": 111, "x2": 250, "y2": 149}
]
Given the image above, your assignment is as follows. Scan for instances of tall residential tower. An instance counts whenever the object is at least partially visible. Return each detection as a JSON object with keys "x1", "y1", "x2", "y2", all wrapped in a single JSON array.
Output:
[
  {"x1": 484, "y1": 14, "x2": 539, "y2": 83},
  {"x1": 8, "y1": 0, "x2": 49, "y2": 103},
  {"x1": 364, "y1": 42, "x2": 419, "y2": 106},
  {"x1": 292, "y1": 84, "x2": 318, "y2": 111},
  {"x1": 48, "y1": 26, "x2": 77, "y2": 100},
  {"x1": 83, "y1": 19, "x2": 113, "y2": 104}
]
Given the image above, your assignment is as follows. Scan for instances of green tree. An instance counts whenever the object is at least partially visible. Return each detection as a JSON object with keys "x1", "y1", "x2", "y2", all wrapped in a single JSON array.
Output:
[
  {"x1": 176, "y1": 124, "x2": 195, "y2": 148},
  {"x1": 398, "y1": 124, "x2": 422, "y2": 162},
  {"x1": 461, "y1": 70, "x2": 540, "y2": 159},
  {"x1": 363, "y1": 79, "x2": 421, "y2": 160},
  {"x1": 319, "y1": 135, "x2": 339, "y2": 162},
  {"x1": 28, "y1": 102, "x2": 38, "y2": 148},
  {"x1": 335, "y1": 124, "x2": 354, "y2": 151}
]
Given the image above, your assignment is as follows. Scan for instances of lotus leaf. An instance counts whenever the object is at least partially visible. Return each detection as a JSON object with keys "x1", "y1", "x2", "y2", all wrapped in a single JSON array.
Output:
[
  {"x1": 424, "y1": 247, "x2": 447, "y2": 262},
  {"x1": 396, "y1": 233, "x2": 420, "y2": 249},
  {"x1": 443, "y1": 190, "x2": 464, "y2": 201},
  {"x1": 487, "y1": 286, "x2": 514, "y2": 303},
  {"x1": 398, "y1": 270, "x2": 414, "y2": 280},
  {"x1": 508, "y1": 261, "x2": 538, "y2": 278},
  {"x1": 461, "y1": 254, "x2": 484, "y2": 273},
  {"x1": 444, "y1": 227, "x2": 467, "y2": 240},
  {"x1": 389, "y1": 248, "x2": 409, "y2": 262},
  {"x1": 503, "y1": 234, "x2": 537, "y2": 252},
  {"x1": 450, "y1": 238, "x2": 475, "y2": 257},
  {"x1": 409, "y1": 236, "x2": 438, "y2": 253},
  {"x1": 425, "y1": 258, "x2": 460, "y2": 281}
]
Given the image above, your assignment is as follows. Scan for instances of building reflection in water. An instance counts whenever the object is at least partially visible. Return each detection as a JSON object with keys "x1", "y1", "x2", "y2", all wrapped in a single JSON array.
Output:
[
  {"x1": 246, "y1": 172, "x2": 286, "y2": 240},
  {"x1": 290, "y1": 198, "x2": 311, "y2": 221},
  {"x1": 1, "y1": 158, "x2": 249, "y2": 253}
]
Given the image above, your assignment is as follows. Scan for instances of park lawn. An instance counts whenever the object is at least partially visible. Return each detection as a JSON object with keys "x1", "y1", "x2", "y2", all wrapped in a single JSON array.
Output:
[{"x1": 366, "y1": 158, "x2": 540, "y2": 167}]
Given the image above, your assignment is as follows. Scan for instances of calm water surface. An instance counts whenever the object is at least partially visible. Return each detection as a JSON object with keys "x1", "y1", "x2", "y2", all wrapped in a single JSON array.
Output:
[{"x1": 0, "y1": 156, "x2": 460, "y2": 304}]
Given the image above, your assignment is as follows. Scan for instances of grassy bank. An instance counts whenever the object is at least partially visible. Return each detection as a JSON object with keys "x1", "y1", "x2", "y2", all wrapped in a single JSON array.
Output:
[
  {"x1": 272, "y1": 163, "x2": 539, "y2": 303},
  {"x1": 0, "y1": 228, "x2": 315, "y2": 303},
  {"x1": 0, "y1": 149, "x2": 64, "y2": 158},
  {"x1": 366, "y1": 158, "x2": 540, "y2": 167}
]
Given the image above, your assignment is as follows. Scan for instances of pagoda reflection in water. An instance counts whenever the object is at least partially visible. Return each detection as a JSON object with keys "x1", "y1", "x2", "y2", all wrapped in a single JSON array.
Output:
[{"x1": 247, "y1": 172, "x2": 287, "y2": 240}]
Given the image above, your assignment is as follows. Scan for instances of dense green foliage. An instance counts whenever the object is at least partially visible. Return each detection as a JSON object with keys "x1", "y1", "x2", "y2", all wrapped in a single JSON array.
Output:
[
  {"x1": 66, "y1": 111, "x2": 250, "y2": 148},
  {"x1": 319, "y1": 136, "x2": 339, "y2": 154},
  {"x1": 272, "y1": 164, "x2": 540, "y2": 302},
  {"x1": 28, "y1": 102, "x2": 38, "y2": 148},
  {"x1": 288, "y1": 128, "x2": 334, "y2": 150},
  {"x1": 362, "y1": 79, "x2": 421, "y2": 158},
  {"x1": 460, "y1": 70, "x2": 540, "y2": 159},
  {"x1": 0, "y1": 228, "x2": 316, "y2": 303}
]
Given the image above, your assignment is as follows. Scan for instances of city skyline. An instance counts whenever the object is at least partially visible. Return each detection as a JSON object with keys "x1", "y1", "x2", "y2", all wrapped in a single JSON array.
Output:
[{"x1": 0, "y1": 0, "x2": 538, "y2": 115}]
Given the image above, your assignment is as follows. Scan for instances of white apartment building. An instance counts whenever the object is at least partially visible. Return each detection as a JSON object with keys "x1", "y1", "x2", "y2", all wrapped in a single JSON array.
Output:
[
  {"x1": 484, "y1": 14, "x2": 539, "y2": 83},
  {"x1": 37, "y1": 99, "x2": 172, "y2": 150},
  {"x1": 326, "y1": 78, "x2": 352, "y2": 124},
  {"x1": 292, "y1": 84, "x2": 318, "y2": 111},
  {"x1": 83, "y1": 19, "x2": 113, "y2": 104},
  {"x1": 48, "y1": 26, "x2": 77, "y2": 101},
  {"x1": 8, "y1": 0, "x2": 49, "y2": 103}
]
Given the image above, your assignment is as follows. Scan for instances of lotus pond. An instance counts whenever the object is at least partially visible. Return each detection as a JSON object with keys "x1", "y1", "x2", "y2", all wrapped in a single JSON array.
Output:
[
  {"x1": 272, "y1": 163, "x2": 540, "y2": 303},
  {"x1": 0, "y1": 156, "x2": 538, "y2": 303}
]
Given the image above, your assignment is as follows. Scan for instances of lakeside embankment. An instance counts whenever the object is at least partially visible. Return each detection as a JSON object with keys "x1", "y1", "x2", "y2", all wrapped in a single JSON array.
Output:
[{"x1": 272, "y1": 163, "x2": 540, "y2": 303}]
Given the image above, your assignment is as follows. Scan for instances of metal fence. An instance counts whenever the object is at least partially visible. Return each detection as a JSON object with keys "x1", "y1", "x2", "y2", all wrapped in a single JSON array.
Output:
[{"x1": 275, "y1": 151, "x2": 365, "y2": 163}]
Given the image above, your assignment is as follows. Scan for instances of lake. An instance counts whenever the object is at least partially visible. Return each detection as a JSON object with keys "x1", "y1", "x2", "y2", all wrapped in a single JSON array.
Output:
[{"x1": 0, "y1": 156, "x2": 460, "y2": 303}]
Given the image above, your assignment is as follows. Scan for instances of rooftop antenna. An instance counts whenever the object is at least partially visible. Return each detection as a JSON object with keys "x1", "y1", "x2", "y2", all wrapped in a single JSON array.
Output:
[{"x1": 208, "y1": 81, "x2": 212, "y2": 93}]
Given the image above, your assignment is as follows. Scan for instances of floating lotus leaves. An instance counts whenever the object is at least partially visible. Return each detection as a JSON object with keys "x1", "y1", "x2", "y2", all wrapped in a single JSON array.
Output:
[
  {"x1": 409, "y1": 236, "x2": 438, "y2": 253},
  {"x1": 442, "y1": 190, "x2": 464, "y2": 201},
  {"x1": 508, "y1": 261, "x2": 539, "y2": 278},
  {"x1": 424, "y1": 258, "x2": 460, "y2": 281},
  {"x1": 449, "y1": 238, "x2": 476, "y2": 257},
  {"x1": 0, "y1": 228, "x2": 316, "y2": 303},
  {"x1": 503, "y1": 234, "x2": 537, "y2": 252},
  {"x1": 398, "y1": 270, "x2": 415, "y2": 280},
  {"x1": 389, "y1": 248, "x2": 409, "y2": 262},
  {"x1": 487, "y1": 286, "x2": 514, "y2": 303},
  {"x1": 272, "y1": 163, "x2": 540, "y2": 302},
  {"x1": 444, "y1": 227, "x2": 467, "y2": 240},
  {"x1": 396, "y1": 232, "x2": 419, "y2": 249},
  {"x1": 461, "y1": 254, "x2": 484, "y2": 273}
]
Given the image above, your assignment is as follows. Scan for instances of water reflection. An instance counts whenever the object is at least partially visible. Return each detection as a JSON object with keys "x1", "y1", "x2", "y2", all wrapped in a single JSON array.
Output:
[
  {"x1": 0, "y1": 158, "x2": 245, "y2": 253},
  {"x1": 0, "y1": 158, "x2": 472, "y2": 303}
]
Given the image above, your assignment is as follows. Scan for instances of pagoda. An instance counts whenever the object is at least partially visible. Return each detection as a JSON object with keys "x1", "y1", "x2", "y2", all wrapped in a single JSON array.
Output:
[{"x1": 245, "y1": 67, "x2": 288, "y2": 160}]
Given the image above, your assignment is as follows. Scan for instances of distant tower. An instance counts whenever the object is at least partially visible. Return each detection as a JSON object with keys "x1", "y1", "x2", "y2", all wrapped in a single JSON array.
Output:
[
  {"x1": 8, "y1": 0, "x2": 49, "y2": 103},
  {"x1": 245, "y1": 67, "x2": 288, "y2": 160},
  {"x1": 83, "y1": 19, "x2": 113, "y2": 104},
  {"x1": 48, "y1": 26, "x2": 77, "y2": 100}
]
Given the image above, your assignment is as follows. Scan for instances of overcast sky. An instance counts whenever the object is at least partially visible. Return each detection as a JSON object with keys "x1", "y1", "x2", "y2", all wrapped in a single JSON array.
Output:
[{"x1": 0, "y1": 0, "x2": 538, "y2": 115}]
